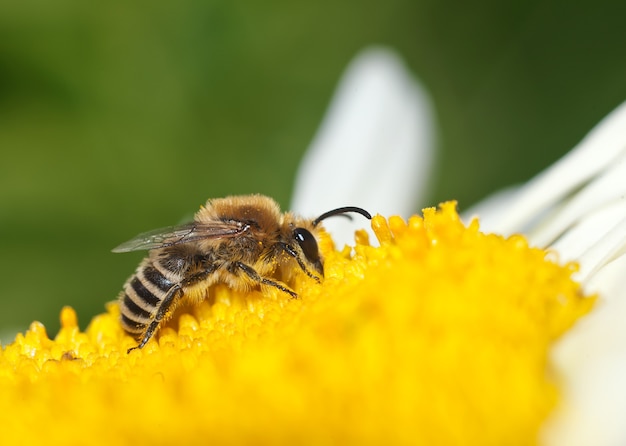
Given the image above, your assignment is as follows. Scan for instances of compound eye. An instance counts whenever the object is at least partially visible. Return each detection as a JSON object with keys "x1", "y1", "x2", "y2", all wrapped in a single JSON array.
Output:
[{"x1": 293, "y1": 228, "x2": 320, "y2": 263}]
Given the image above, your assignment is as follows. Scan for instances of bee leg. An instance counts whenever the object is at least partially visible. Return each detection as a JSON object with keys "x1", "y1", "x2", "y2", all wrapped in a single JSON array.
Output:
[
  {"x1": 127, "y1": 264, "x2": 218, "y2": 354},
  {"x1": 235, "y1": 261, "x2": 298, "y2": 299},
  {"x1": 180, "y1": 263, "x2": 218, "y2": 288},
  {"x1": 127, "y1": 284, "x2": 183, "y2": 354},
  {"x1": 279, "y1": 243, "x2": 321, "y2": 283}
]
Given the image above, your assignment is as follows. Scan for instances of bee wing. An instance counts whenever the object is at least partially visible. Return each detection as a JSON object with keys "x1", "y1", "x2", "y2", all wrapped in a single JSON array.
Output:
[{"x1": 112, "y1": 221, "x2": 248, "y2": 253}]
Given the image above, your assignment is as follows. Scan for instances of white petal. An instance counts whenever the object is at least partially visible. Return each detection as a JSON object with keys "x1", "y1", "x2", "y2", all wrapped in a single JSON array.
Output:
[
  {"x1": 551, "y1": 202, "x2": 626, "y2": 282},
  {"x1": 291, "y1": 46, "x2": 436, "y2": 247},
  {"x1": 531, "y1": 152, "x2": 626, "y2": 250},
  {"x1": 543, "y1": 254, "x2": 626, "y2": 446},
  {"x1": 469, "y1": 101, "x2": 626, "y2": 238}
]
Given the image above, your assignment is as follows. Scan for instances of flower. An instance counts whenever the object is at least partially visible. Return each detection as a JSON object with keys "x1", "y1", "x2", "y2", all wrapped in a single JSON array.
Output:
[
  {"x1": 0, "y1": 47, "x2": 613, "y2": 445},
  {"x1": 0, "y1": 202, "x2": 593, "y2": 445}
]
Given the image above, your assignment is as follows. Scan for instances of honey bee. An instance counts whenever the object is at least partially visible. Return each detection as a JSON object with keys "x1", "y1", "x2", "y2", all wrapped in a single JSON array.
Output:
[{"x1": 113, "y1": 194, "x2": 371, "y2": 352}]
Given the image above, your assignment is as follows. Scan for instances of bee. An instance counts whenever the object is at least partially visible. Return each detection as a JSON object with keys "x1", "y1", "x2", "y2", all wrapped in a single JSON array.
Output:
[{"x1": 113, "y1": 194, "x2": 371, "y2": 352}]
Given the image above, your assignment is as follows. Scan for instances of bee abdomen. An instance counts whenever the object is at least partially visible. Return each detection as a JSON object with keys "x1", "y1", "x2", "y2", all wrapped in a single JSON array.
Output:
[{"x1": 120, "y1": 262, "x2": 176, "y2": 337}]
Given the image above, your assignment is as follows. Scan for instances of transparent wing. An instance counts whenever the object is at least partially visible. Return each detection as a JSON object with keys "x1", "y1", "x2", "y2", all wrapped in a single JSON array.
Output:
[{"x1": 112, "y1": 220, "x2": 248, "y2": 253}]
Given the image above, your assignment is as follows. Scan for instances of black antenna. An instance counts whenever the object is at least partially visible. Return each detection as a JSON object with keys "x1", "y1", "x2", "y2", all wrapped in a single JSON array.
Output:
[{"x1": 313, "y1": 206, "x2": 372, "y2": 227}]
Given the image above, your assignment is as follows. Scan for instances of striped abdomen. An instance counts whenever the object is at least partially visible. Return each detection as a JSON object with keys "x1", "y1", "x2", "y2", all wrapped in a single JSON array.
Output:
[{"x1": 119, "y1": 256, "x2": 181, "y2": 339}]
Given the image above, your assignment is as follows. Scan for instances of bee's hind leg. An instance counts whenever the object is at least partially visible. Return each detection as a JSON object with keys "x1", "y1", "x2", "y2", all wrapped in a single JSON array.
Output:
[
  {"x1": 127, "y1": 284, "x2": 183, "y2": 354},
  {"x1": 127, "y1": 263, "x2": 219, "y2": 354}
]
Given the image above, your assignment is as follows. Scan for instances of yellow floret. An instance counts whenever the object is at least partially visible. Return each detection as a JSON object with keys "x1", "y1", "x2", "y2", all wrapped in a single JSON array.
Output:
[{"x1": 0, "y1": 202, "x2": 594, "y2": 445}]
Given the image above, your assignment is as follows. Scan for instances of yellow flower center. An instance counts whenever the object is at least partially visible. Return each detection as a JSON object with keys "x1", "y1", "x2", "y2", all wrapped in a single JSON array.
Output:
[{"x1": 0, "y1": 202, "x2": 594, "y2": 445}]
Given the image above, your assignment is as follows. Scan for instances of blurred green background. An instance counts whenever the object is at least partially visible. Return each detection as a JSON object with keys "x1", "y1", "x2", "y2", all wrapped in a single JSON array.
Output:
[{"x1": 1, "y1": 0, "x2": 625, "y2": 339}]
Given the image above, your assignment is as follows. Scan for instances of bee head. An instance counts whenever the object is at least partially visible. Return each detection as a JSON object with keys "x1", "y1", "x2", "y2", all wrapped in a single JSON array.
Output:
[
  {"x1": 298, "y1": 205, "x2": 372, "y2": 276},
  {"x1": 285, "y1": 206, "x2": 371, "y2": 280}
]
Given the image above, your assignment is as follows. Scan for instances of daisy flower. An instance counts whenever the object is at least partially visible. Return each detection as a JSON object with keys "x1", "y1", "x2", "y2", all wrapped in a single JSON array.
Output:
[{"x1": 0, "y1": 47, "x2": 617, "y2": 446}]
